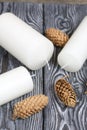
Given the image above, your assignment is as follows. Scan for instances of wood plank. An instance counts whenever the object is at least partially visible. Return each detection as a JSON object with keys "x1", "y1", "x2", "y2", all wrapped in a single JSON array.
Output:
[
  {"x1": 0, "y1": 2, "x2": 43, "y2": 130},
  {"x1": 1, "y1": 0, "x2": 87, "y2": 4},
  {"x1": 44, "y1": 4, "x2": 87, "y2": 130}
]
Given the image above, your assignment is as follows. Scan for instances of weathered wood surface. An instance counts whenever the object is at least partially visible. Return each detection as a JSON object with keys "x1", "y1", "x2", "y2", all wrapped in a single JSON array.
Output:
[
  {"x1": 0, "y1": 2, "x2": 43, "y2": 130},
  {"x1": 0, "y1": 2, "x2": 87, "y2": 130},
  {"x1": 44, "y1": 4, "x2": 87, "y2": 130},
  {"x1": 1, "y1": 0, "x2": 87, "y2": 4}
]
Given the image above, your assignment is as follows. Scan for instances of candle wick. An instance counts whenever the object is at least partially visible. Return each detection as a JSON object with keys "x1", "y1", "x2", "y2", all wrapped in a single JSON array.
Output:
[
  {"x1": 45, "y1": 60, "x2": 50, "y2": 70},
  {"x1": 31, "y1": 74, "x2": 36, "y2": 78}
]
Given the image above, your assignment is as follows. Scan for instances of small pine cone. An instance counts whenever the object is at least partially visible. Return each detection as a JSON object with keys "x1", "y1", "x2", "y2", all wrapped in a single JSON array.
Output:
[
  {"x1": 45, "y1": 28, "x2": 69, "y2": 47},
  {"x1": 13, "y1": 94, "x2": 48, "y2": 120},
  {"x1": 55, "y1": 78, "x2": 76, "y2": 107}
]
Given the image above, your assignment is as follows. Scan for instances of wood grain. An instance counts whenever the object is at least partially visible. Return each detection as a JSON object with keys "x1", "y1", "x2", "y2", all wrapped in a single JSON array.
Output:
[
  {"x1": 0, "y1": 2, "x2": 43, "y2": 130},
  {"x1": 1, "y1": 0, "x2": 87, "y2": 4},
  {"x1": 0, "y1": 3, "x2": 87, "y2": 130},
  {"x1": 44, "y1": 4, "x2": 87, "y2": 130}
]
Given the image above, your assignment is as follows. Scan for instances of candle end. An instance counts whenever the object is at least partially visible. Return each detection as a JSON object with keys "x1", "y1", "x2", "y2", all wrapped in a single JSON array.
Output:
[{"x1": 60, "y1": 64, "x2": 69, "y2": 70}]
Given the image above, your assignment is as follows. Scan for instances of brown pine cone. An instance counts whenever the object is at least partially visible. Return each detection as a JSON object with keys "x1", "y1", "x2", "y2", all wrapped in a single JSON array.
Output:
[
  {"x1": 55, "y1": 78, "x2": 76, "y2": 107},
  {"x1": 12, "y1": 94, "x2": 48, "y2": 120},
  {"x1": 45, "y1": 28, "x2": 69, "y2": 47}
]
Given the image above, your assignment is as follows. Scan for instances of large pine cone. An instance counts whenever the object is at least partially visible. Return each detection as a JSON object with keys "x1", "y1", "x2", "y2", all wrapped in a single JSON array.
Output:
[
  {"x1": 13, "y1": 94, "x2": 48, "y2": 119},
  {"x1": 55, "y1": 78, "x2": 76, "y2": 107}
]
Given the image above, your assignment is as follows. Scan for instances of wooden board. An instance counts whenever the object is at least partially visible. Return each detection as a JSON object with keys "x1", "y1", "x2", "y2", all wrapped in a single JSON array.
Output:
[
  {"x1": 1, "y1": 0, "x2": 87, "y2": 4},
  {"x1": 0, "y1": 2, "x2": 87, "y2": 130},
  {"x1": 0, "y1": 2, "x2": 43, "y2": 130},
  {"x1": 44, "y1": 4, "x2": 87, "y2": 130}
]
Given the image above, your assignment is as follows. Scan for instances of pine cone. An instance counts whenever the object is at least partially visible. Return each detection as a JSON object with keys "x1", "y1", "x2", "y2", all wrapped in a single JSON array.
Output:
[
  {"x1": 55, "y1": 78, "x2": 76, "y2": 107},
  {"x1": 45, "y1": 28, "x2": 69, "y2": 47},
  {"x1": 12, "y1": 94, "x2": 48, "y2": 119}
]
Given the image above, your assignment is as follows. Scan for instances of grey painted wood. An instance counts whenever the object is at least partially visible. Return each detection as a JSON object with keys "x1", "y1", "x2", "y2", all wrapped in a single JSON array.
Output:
[
  {"x1": 0, "y1": 2, "x2": 43, "y2": 130},
  {"x1": 44, "y1": 4, "x2": 87, "y2": 130},
  {"x1": 0, "y1": 3, "x2": 87, "y2": 130}
]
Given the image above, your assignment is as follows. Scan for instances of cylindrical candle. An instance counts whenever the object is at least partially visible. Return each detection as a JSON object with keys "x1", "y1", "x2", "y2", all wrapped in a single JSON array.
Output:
[
  {"x1": 0, "y1": 66, "x2": 33, "y2": 105},
  {"x1": 58, "y1": 16, "x2": 87, "y2": 72},
  {"x1": 0, "y1": 13, "x2": 54, "y2": 70}
]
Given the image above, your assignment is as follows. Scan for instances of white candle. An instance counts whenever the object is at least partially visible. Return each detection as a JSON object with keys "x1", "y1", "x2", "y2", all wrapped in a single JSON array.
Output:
[
  {"x1": 58, "y1": 16, "x2": 87, "y2": 72},
  {"x1": 0, "y1": 66, "x2": 33, "y2": 105},
  {"x1": 0, "y1": 13, "x2": 54, "y2": 70}
]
